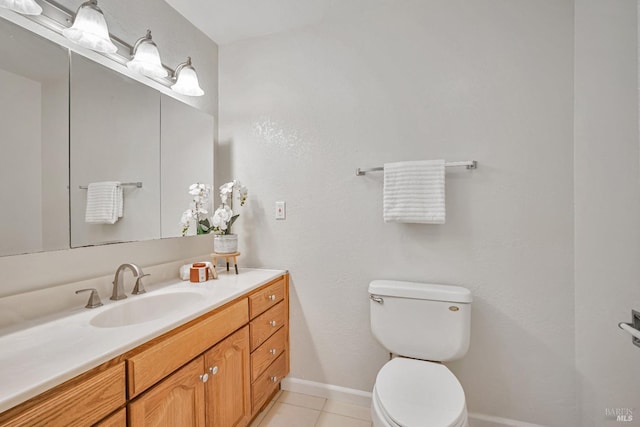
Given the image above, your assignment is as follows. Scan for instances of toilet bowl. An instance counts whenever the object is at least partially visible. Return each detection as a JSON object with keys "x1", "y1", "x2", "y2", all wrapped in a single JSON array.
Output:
[
  {"x1": 371, "y1": 357, "x2": 468, "y2": 427},
  {"x1": 368, "y1": 280, "x2": 473, "y2": 427}
]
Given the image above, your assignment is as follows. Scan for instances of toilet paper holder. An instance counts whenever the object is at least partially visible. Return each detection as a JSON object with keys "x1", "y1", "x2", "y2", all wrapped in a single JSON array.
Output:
[{"x1": 618, "y1": 309, "x2": 640, "y2": 348}]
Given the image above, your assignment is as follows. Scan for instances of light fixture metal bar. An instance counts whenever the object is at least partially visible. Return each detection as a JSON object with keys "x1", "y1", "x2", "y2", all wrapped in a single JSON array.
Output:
[{"x1": 26, "y1": 0, "x2": 177, "y2": 83}]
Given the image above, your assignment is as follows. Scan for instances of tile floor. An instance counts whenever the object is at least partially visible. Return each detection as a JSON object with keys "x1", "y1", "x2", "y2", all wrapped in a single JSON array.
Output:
[{"x1": 250, "y1": 390, "x2": 373, "y2": 427}]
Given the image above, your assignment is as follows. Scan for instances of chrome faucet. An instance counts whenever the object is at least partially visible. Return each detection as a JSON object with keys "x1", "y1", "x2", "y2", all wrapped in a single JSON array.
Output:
[{"x1": 111, "y1": 263, "x2": 144, "y2": 300}]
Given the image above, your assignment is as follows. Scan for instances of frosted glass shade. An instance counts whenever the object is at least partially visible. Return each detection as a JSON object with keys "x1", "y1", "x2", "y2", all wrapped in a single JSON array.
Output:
[
  {"x1": 171, "y1": 58, "x2": 204, "y2": 97},
  {"x1": 0, "y1": 0, "x2": 42, "y2": 15},
  {"x1": 126, "y1": 31, "x2": 168, "y2": 78},
  {"x1": 62, "y1": 0, "x2": 117, "y2": 54}
]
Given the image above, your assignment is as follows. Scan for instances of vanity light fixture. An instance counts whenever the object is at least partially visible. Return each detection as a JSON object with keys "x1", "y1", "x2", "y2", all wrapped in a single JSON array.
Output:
[
  {"x1": 126, "y1": 30, "x2": 168, "y2": 79},
  {"x1": 171, "y1": 57, "x2": 204, "y2": 97},
  {"x1": 4, "y1": 0, "x2": 205, "y2": 96},
  {"x1": 62, "y1": 0, "x2": 117, "y2": 54},
  {"x1": 0, "y1": 0, "x2": 42, "y2": 15}
]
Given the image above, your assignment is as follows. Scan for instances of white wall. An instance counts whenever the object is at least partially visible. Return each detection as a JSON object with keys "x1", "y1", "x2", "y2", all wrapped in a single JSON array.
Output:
[
  {"x1": 40, "y1": 76, "x2": 69, "y2": 252},
  {"x1": 0, "y1": 69, "x2": 42, "y2": 256},
  {"x1": 219, "y1": 1, "x2": 576, "y2": 425},
  {"x1": 574, "y1": 1, "x2": 640, "y2": 426},
  {"x1": 0, "y1": 0, "x2": 218, "y2": 298}
]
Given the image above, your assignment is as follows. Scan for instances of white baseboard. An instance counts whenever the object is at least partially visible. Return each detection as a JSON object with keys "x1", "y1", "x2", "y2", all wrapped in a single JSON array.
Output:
[
  {"x1": 280, "y1": 377, "x2": 372, "y2": 407},
  {"x1": 468, "y1": 412, "x2": 548, "y2": 427},
  {"x1": 281, "y1": 378, "x2": 548, "y2": 427}
]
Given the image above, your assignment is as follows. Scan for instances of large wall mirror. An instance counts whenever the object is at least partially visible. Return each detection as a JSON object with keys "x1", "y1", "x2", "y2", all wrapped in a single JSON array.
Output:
[
  {"x1": 0, "y1": 18, "x2": 69, "y2": 257},
  {"x1": 70, "y1": 53, "x2": 161, "y2": 247},
  {"x1": 0, "y1": 17, "x2": 214, "y2": 256},
  {"x1": 161, "y1": 95, "x2": 214, "y2": 238}
]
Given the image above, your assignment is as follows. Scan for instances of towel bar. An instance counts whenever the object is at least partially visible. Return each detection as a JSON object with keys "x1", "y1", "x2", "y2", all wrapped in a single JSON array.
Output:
[
  {"x1": 356, "y1": 160, "x2": 477, "y2": 176},
  {"x1": 79, "y1": 182, "x2": 143, "y2": 190}
]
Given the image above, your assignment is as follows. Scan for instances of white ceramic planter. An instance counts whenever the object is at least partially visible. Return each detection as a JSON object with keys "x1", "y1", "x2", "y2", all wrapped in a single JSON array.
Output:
[{"x1": 213, "y1": 234, "x2": 238, "y2": 253}]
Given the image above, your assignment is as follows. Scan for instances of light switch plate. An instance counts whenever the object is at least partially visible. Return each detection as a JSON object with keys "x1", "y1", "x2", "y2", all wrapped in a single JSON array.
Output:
[{"x1": 275, "y1": 201, "x2": 286, "y2": 220}]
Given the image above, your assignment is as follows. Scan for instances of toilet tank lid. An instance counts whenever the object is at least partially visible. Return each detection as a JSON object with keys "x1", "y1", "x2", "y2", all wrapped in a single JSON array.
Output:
[{"x1": 369, "y1": 280, "x2": 472, "y2": 303}]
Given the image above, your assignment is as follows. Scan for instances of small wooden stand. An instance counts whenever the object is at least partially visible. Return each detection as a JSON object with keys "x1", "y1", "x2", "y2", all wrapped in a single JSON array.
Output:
[{"x1": 211, "y1": 252, "x2": 240, "y2": 275}]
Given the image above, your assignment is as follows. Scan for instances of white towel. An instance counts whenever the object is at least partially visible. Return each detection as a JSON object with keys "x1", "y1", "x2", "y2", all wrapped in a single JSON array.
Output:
[
  {"x1": 85, "y1": 181, "x2": 123, "y2": 224},
  {"x1": 383, "y1": 160, "x2": 445, "y2": 224}
]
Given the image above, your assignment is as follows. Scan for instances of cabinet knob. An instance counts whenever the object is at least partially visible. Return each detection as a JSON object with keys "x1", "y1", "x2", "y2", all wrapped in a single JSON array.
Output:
[
  {"x1": 209, "y1": 366, "x2": 219, "y2": 375},
  {"x1": 269, "y1": 349, "x2": 277, "y2": 355},
  {"x1": 268, "y1": 294, "x2": 276, "y2": 301},
  {"x1": 269, "y1": 320, "x2": 277, "y2": 327},
  {"x1": 200, "y1": 373, "x2": 209, "y2": 383},
  {"x1": 270, "y1": 376, "x2": 278, "y2": 383}
]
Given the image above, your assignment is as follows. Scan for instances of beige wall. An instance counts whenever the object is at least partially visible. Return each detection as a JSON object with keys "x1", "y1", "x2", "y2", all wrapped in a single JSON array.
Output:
[{"x1": 219, "y1": 1, "x2": 576, "y2": 425}]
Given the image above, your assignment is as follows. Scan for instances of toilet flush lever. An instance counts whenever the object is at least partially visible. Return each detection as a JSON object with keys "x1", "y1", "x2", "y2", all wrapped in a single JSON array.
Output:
[{"x1": 370, "y1": 294, "x2": 384, "y2": 304}]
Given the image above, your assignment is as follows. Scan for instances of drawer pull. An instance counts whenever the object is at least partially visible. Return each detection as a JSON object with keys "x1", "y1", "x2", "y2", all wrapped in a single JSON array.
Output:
[
  {"x1": 270, "y1": 376, "x2": 278, "y2": 383},
  {"x1": 200, "y1": 373, "x2": 209, "y2": 383},
  {"x1": 209, "y1": 366, "x2": 219, "y2": 375},
  {"x1": 269, "y1": 348, "x2": 277, "y2": 355},
  {"x1": 268, "y1": 294, "x2": 276, "y2": 301},
  {"x1": 269, "y1": 320, "x2": 277, "y2": 327}
]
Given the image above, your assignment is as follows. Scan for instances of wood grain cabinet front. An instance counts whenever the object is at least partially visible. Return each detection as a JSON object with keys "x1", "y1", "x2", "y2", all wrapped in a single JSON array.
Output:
[
  {"x1": 127, "y1": 298, "x2": 249, "y2": 398},
  {"x1": 95, "y1": 408, "x2": 127, "y2": 427},
  {"x1": 0, "y1": 363, "x2": 125, "y2": 427},
  {"x1": 251, "y1": 354, "x2": 287, "y2": 413},
  {"x1": 250, "y1": 301, "x2": 286, "y2": 351},
  {"x1": 248, "y1": 277, "x2": 285, "y2": 319},
  {"x1": 248, "y1": 275, "x2": 290, "y2": 418},
  {"x1": 251, "y1": 327, "x2": 286, "y2": 382},
  {"x1": 129, "y1": 357, "x2": 207, "y2": 427},
  {"x1": 204, "y1": 326, "x2": 252, "y2": 427}
]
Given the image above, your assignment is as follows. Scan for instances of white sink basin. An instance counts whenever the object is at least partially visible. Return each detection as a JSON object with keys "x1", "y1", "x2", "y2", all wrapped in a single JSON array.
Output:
[{"x1": 90, "y1": 291, "x2": 204, "y2": 328}]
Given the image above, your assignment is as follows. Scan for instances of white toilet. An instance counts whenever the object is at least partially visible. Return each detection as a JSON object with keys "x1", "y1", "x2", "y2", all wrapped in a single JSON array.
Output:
[{"x1": 369, "y1": 280, "x2": 472, "y2": 427}]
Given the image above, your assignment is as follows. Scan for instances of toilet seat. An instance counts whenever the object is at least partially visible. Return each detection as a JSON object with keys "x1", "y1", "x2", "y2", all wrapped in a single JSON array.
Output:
[{"x1": 373, "y1": 357, "x2": 467, "y2": 427}]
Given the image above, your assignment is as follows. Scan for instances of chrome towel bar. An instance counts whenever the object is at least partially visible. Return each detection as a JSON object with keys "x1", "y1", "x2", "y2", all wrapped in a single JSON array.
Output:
[
  {"x1": 79, "y1": 182, "x2": 143, "y2": 190},
  {"x1": 356, "y1": 160, "x2": 477, "y2": 176}
]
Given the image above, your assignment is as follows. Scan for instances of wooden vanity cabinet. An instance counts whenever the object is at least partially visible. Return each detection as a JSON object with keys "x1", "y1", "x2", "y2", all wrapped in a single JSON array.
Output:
[
  {"x1": 127, "y1": 274, "x2": 288, "y2": 426},
  {"x1": 0, "y1": 273, "x2": 289, "y2": 427}
]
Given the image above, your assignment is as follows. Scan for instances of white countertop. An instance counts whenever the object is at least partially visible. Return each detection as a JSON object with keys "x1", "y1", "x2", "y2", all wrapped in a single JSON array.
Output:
[{"x1": 0, "y1": 268, "x2": 286, "y2": 413}]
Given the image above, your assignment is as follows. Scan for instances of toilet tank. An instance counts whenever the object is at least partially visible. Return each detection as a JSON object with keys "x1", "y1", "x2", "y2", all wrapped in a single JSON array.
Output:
[{"x1": 369, "y1": 280, "x2": 472, "y2": 362}]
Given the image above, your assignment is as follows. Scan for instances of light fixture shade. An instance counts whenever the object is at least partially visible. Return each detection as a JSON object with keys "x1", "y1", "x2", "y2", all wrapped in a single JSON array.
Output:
[
  {"x1": 62, "y1": 0, "x2": 117, "y2": 54},
  {"x1": 126, "y1": 30, "x2": 168, "y2": 79},
  {"x1": 0, "y1": 0, "x2": 42, "y2": 15},
  {"x1": 171, "y1": 57, "x2": 204, "y2": 97}
]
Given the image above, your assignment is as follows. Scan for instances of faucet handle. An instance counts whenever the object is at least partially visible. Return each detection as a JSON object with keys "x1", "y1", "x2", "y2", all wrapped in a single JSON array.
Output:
[
  {"x1": 132, "y1": 273, "x2": 150, "y2": 295},
  {"x1": 76, "y1": 288, "x2": 103, "y2": 309}
]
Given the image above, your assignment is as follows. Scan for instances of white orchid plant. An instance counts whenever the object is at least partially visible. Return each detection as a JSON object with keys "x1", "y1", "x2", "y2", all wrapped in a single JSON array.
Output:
[
  {"x1": 181, "y1": 183, "x2": 213, "y2": 236},
  {"x1": 211, "y1": 180, "x2": 248, "y2": 235}
]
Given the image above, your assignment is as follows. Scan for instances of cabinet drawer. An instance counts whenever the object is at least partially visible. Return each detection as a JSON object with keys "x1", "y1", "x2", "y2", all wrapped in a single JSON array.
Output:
[
  {"x1": 249, "y1": 277, "x2": 285, "y2": 319},
  {"x1": 250, "y1": 301, "x2": 285, "y2": 351},
  {"x1": 252, "y1": 353, "x2": 287, "y2": 413},
  {"x1": 128, "y1": 298, "x2": 249, "y2": 397},
  {"x1": 251, "y1": 327, "x2": 286, "y2": 382},
  {"x1": 0, "y1": 363, "x2": 125, "y2": 427}
]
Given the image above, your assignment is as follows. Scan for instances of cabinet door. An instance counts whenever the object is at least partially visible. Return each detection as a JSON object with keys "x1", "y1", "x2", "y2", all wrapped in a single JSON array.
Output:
[
  {"x1": 129, "y1": 357, "x2": 206, "y2": 427},
  {"x1": 204, "y1": 326, "x2": 251, "y2": 427}
]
